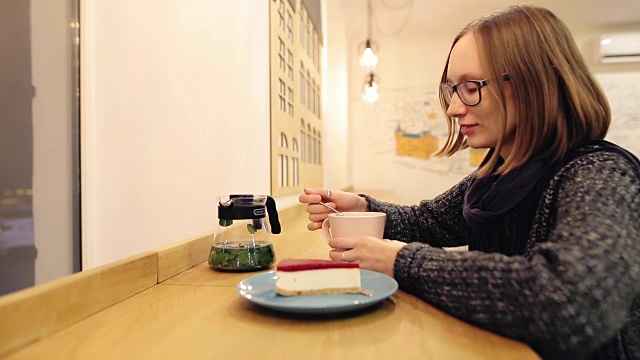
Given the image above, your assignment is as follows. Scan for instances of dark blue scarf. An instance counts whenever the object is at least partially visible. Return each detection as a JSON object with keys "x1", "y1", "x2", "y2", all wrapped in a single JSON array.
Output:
[{"x1": 463, "y1": 140, "x2": 640, "y2": 256}]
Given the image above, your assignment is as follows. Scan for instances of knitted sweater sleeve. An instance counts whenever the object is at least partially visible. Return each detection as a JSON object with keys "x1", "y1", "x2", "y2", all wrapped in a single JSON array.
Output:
[
  {"x1": 393, "y1": 153, "x2": 640, "y2": 359},
  {"x1": 362, "y1": 174, "x2": 473, "y2": 248}
]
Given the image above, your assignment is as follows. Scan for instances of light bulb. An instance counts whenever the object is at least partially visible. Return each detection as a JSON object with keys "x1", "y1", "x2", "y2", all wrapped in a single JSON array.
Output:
[
  {"x1": 359, "y1": 44, "x2": 378, "y2": 70},
  {"x1": 363, "y1": 81, "x2": 379, "y2": 104}
]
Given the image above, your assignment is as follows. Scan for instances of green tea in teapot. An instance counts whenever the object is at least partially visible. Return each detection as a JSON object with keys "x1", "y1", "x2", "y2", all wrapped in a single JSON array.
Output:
[{"x1": 209, "y1": 195, "x2": 281, "y2": 272}]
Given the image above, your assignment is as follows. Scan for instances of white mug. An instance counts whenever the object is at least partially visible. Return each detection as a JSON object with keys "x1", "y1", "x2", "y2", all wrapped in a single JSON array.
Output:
[{"x1": 321, "y1": 212, "x2": 386, "y2": 243}]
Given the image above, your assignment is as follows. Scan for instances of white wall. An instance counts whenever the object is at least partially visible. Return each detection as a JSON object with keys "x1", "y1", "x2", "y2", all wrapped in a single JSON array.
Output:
[
  {"x1": 322, "y1": 0, "x2": 350, "y2": 190},
  {"x1": 80, "y1": 1, "x2": 271, "y2": 268},
  {"x1": 346, "y1": 1, "x2": 467, "y2": 204}
]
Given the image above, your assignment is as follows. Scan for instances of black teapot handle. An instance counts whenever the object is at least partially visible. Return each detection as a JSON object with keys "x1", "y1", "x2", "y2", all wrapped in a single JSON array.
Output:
[{"x1": 266, "y1": 196, "x2": 281, "y2": 234}]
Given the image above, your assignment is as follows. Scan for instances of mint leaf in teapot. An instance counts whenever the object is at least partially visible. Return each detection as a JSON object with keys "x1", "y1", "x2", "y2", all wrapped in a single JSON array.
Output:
[{"x1": 219, "y1": 219, "x2": 233, "y2": 227}]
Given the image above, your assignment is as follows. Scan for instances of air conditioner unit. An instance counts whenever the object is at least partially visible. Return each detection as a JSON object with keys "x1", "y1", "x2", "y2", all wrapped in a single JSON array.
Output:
[{"x1": 599, "y1": 32, "x2": 640, "y2": 64}]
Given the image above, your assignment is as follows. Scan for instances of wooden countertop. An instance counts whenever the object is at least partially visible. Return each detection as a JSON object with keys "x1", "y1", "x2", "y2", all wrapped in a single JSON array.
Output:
[{"x1": 0, "y1": 195, "x2": 540, "y2": 360}]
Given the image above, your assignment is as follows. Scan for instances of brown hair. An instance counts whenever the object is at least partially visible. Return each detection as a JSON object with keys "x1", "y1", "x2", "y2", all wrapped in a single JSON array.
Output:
[{"x1": 435, "y1": 5, "x2": 611, "y2": 177}]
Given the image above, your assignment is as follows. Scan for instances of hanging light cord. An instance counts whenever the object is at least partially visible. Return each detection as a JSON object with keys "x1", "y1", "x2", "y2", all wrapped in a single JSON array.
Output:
[
  {"x1": 367, "y1": 0, "x2": 373, "y2": 39},
  {"x1": 372, "y1": 0, "x2": 415, "y2": 37},
  {"x1": 379, "y1": 0, "x2": 413, "y2": 10}
]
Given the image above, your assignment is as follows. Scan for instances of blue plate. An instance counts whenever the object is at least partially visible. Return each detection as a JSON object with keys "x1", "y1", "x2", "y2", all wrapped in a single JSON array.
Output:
[{"x1": 237, "y1": 269, "x2": 398, "y2": 314}]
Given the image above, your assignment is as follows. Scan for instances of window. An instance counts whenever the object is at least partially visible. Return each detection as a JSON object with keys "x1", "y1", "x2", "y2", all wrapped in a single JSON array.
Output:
[
  {"x1": 306, "y1": 71, "x2": 311, "y2": 109},
  {"x1": 313, "y1": 128, "x2": 318, "y2": 164},
  {"x1": 300, "y1": 62, "x2": 306, "y2": 107},
  {"x1": 279, "y1": 79, "x2": 286, "y2": 112},
  {"x1": 292, "y1": 139, "x2": 299, "y2": 186},
  {"x1": 280, "y1": 96, "x2": 286, "y2": 111},
  {"x1": 278, "y1": 38, "x2": 285, "y2": 55},
  {"x1": 286, "y1": 11, "x2": 293, "y2": 42},
  {"x1": 299, "y1": 10, "x2": 305, "y2": 47},
  {"x1": 300, "y1": 119, "x2": 306, "y2": 162},
  {"x1": 312, "y1": 33, "x2": 317, "y2": 67},
  {"x1": 316, "y1": 34, "x2": 321, "y2": 68},
  {"x1": 317, "y1": 131, "x2": 322, "y2": 164},
  {"x1": 278, "y1": 38, "x2": 285, "y2": 71},
  {"x1": 287, "y1": 50, "x2": 293, "y2": 80},
  {"x1": 316, "y1": 85, "x2": 321, "y2": 118},
  {"x1": 307, "y1": 124, "x2": 312, "y2": 163},
  {"x1": 312, "y1": 79, "x2": 316, "y2": 115},
  {"x1": 287, "y1": 87, "x2": 294, "y2": 117},
  {"x1": 279, "y1": 133, "x2": 289, "y2": 187},
  {"x1": 306, "y1": 22, "x2": 311, "y2": 57},
  {"x1": 278, "y1": 0, "x2": 285, "y2": 30}
]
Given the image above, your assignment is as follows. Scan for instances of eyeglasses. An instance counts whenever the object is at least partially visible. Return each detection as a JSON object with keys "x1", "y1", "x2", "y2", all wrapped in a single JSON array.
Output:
[{"x1": 440, "y1": 73, "x2": 511, "y2": 106}]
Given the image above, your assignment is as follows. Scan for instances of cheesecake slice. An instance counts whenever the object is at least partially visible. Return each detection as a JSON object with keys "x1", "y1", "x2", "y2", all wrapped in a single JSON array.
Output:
[{"x1": 275, "y1": 259, "x2": 361, "y2": 296}]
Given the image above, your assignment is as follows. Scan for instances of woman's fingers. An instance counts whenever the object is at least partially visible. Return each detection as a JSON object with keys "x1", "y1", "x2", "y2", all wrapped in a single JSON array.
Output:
[
  {"x1": 307, "y1": 221, "x2": 323, "y2": 231},
  {"x1": 326, "y1": 236, "x2": 359, "y2": 250}
]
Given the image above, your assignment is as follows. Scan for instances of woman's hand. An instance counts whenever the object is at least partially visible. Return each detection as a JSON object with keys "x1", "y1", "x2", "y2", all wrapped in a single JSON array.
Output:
[
  {"x1": 327, "y1": 236, "x2": 406, "y2": 278},
  {"x1": 299, "y1": 188, "x2": 367, "y2": 231}
]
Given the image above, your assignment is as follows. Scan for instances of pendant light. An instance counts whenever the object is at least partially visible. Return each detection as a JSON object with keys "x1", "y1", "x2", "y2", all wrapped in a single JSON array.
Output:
[
  {"x1": 358, "y1": 0, "x2": 378, "y2": 70},
  {"x1": 362, "y1": 72, "x2": 379, "y2": 104}
]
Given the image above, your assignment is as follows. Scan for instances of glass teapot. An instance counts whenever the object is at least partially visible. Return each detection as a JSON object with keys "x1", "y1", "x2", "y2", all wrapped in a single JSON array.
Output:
[{"x1": 208, "y1": 194, "x2": 281, "y2": 271}]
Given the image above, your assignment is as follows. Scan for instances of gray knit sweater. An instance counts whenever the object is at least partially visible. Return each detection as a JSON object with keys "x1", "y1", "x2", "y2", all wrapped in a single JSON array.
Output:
[{"x1": 364, "y1": 152, "x2": 640, "y2": 359}]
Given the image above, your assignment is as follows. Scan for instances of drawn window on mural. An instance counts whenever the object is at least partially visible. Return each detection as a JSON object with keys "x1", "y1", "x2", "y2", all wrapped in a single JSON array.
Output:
[
  {"x1": 278, "y1": 38, "x2": 285, "y2": 71},
  {"x1": 300, "y1": 119, "x2": 306, "y2": 162},
  {"x1": 278, "y1": 0, "x2": 285, "y2": 30},
  {"x1": 292, "y1": 139, "x2": 299, "y2": 186},
  {"x1": 287, "y1": 50, "x2": 293, "y2": 80},
  {"x1": 287, "y1": 87, "x2": 294, "y2": 117},
  {"x1": 279, "y1": 79, "x2": 286, "y2": 112},
  {"x1": 287, "y1": 11, "x2": 293, "y2": 42},
  {"x1": 318, "y1": 131, "x2": 322, "y2": 164},
  {"x1": 307, "y1": 124, "x2": 312, "y2": 163},
  {"x1": 306, "y1": 70, "x2": 311, "y2": 108},
  {"x1": 312, "y1": 79, "x2": 317, "y2": 115},
  {"x1": 316, "y1": 84, "x2": 321, "y2": 118},
  {"x1": 300, "y1": 62, "x2": 305, "y2": 107},
  {"x1": 299, "y1": 9, "x2": 305, "y2": 47},
  {"x1": 306, "y1": 21, "x2": 311, "y2": 57},
  {"x1": 313, "y1": 34, "x2": 320, "y2": 71},
  {"x1": 312, "y1": 33, "x2": 317, "y2": 67},
  {"x1": 279, "y1": 132, "x2": 289, "y2": 187},
  {"x1": 312, "y1": 128, "x2": 318, "y2": 164}
]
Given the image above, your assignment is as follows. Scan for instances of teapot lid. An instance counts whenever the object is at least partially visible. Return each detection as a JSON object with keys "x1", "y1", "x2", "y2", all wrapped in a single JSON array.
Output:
[
  {"x1": 217, "y1": 194, "x2": 281, "y2": 234},
  {"x1": 218, "y1": 195, "x2": 266, "y2": 220}
]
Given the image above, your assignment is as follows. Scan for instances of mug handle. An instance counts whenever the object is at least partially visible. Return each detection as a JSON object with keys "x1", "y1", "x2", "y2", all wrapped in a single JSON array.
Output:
[{"x1": 321, "y1": 218, "x2": 332, "y2": 244}]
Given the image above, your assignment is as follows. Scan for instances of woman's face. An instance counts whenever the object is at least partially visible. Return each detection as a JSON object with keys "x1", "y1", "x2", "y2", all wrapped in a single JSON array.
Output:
[{"x1": 445, "y1": 32, "x2": 516, "y2": 158}]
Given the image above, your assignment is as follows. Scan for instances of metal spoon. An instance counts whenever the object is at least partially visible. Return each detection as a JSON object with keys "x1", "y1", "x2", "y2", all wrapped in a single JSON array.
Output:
[{"x1": 318, "y1": 202, "x2": 344, "y2": 216}]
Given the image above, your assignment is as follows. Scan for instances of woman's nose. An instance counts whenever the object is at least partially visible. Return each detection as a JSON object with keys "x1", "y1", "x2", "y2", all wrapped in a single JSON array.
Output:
[{"x1": 446, "y1": 92, "x2": 467, "y2": 118}]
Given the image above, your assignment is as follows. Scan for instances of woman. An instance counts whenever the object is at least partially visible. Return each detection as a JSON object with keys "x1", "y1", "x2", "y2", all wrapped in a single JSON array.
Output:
[{"x1": 299, "y1": 5, "x2": 639, "y2": 360}]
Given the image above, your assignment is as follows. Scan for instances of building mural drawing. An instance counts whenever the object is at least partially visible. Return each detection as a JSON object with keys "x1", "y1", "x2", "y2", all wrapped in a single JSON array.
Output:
[
  {"x1": 378, "y1": 88, "x2": 486, "y2": 176},
  {"x1": 381, "y1": 72, "x2": 640, "y2": 175},
  {"x1": 395, "y1": 126, "x2": 439, "y2": 160}
]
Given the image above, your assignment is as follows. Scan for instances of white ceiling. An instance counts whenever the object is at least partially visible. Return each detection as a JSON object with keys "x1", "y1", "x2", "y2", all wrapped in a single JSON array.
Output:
[{"x1": 346, "y1": 0, "x2": 640, "y2": 38}]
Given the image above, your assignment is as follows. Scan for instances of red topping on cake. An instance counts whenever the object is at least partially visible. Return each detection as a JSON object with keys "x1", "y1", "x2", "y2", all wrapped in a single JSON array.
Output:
[{"x1": 277, "y1": 259, "x2": 359, "y2": 271}]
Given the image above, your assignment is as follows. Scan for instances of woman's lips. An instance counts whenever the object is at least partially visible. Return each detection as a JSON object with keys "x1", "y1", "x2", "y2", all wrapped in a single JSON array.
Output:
[{"x1": 460, "y1": 124, "x2": 477, "y2": 136}]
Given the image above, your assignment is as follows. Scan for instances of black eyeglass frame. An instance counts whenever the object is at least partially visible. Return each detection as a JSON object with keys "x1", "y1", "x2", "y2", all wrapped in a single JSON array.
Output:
[{"x1": 440, "y1": 73, "x2": 511, "y2": 107}]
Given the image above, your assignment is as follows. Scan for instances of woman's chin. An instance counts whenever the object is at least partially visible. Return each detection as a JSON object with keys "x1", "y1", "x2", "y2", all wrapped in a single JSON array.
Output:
[{"x1": 466, "y1": 138, "x2": 491, "y2": 149}]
